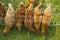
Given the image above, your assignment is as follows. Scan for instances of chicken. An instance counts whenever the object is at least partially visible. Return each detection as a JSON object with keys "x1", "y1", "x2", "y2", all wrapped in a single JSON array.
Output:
[
  {"x1": 3, "y1": 3, "x2": 15, "y2": 34},
  {"x1": 42, "y1": 3, "x2": 52, "y2": 35},
  {"x1": 34, "y1": 3, "x2": 42, "y2": 32},
  {"x1": 25, "y1": 3, "x2": 37, "y2": 33},
  {"x1": 0, "y1": 1, "x2": 6, "y2": 24},
  {"x1": 26, "y1": 0, "x2": 39, "y2": 8},
  {"x1": 15, "y1": 2, "x2": 25, "y2": 31}
]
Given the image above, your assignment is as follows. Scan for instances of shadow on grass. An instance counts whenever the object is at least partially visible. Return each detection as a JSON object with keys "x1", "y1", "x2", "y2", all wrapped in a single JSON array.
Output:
[
  {"x1": 0, "y1": 20, "x2": 56, "y2": 40},
  {"x1": 43, "y1": 21, "x2": 56, "y2": 40},
  {"x1": 0, "y1": 23, "x2": 43, "y2": 40}
]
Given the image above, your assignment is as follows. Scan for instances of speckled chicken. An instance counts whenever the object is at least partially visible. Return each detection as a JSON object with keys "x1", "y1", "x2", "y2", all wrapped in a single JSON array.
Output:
[
  {"x1": 42, "y1": 3, "x2": 52, "y2": 34},
  {"x1": 3, "y1": 3, "x2": 15, "y2": 34},
  {"x1": 0, "y1": 1, "x2": 6, "y2": 23},
  {"x1": 15, "y1": 2, "x2": 25, "y2": 31},
  {"x1": 25, "y1": 3, "x2": 37, "y2": 33},
  {"x1": 34, "y1": 3, "x2": 42, "y2": 32}
]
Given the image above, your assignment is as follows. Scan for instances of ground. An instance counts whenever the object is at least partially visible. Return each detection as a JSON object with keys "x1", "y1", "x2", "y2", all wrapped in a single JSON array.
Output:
[{"x1": 0, "y1": 0, "x2": 60, "y2": 40}]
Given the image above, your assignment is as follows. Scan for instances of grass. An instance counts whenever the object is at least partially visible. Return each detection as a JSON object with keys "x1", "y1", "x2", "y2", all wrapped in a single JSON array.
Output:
[{"x1": 0, "y1": 0, "x2": 60, "y2": 40}]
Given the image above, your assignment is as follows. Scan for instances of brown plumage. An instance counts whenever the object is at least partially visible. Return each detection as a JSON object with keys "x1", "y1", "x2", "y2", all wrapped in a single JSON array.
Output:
[
  {"x1": 15, "y1": 2, "x2": 25, "y2": 31},
  {"x1": 26, "y1": 0, "x2": 38, "y2": 8},
  {"x1": 42, "y1": 3, "x2": 52, "y2": 34},
  {"x1": 0, "y1": 1, "x2": 6, "y2": 23},
  {"x1": 25, "y1": 3, "x2": 37, "y2": 33},
  {"x1": 3, "y1": 3, "x2": 15, "y2": 34},
  {"x1": 34, "y1": 3, "x2": 42, "y2": 32}
]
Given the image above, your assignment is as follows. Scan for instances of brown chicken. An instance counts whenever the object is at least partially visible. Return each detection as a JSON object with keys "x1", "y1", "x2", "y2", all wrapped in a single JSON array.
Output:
[
  {"x1": 3, "y1": 3, "x2": 15, "y2": 34},
  {"x1": 25, "y1": 3, "x2": 37, "y2": 33},
  {"x1": 0, "y1": 1, "x2": 6, "y2": 23},
  {"x1": 15, "y1": 2, "x2": 25, "y2": 31},
  {"x1": 34, "y1": 3, "x2": 42, "y2": 32},
  {"x1": 42, "y1": 3, "x2": 52, "y2": 35},
  {"x1": 26, "y1": 0, "x2": 39, "y2": 8}
]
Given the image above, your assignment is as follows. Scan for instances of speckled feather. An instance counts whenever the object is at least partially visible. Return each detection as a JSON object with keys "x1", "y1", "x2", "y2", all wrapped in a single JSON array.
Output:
[
  {"x1": 25, "y1": 3, "x2": 37, "y2": 33},
  {"x1": 34, "y1": 3, "x2": 42, "y2": 32},
  {"x1": 3, "y1": 3, "x2": 15, "y2": 34},
  {"x1": 15, "y1": 2, "x2": 25, "y2": 31},
  {"x1": 42, "y1": 3, "x2": 52, "y2": 34},
  {"x1": 0, "y1": 1, "x2": 6, "y2": 23}
]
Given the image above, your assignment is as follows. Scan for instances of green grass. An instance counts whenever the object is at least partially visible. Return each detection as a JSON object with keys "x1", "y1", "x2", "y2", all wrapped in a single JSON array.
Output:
[{"x1": 0, "y1": 0, "x2": 60, "y2": 40}]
